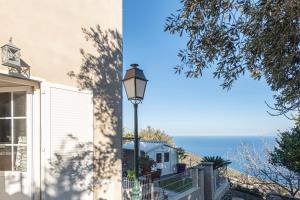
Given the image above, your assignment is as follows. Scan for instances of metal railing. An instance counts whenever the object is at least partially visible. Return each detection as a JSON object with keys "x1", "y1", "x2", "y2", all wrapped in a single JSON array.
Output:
[
  {"x1": 122, "y1": 168, "x2": 199, "y2": 200},
  {"x1": 214, "y1": 169, "x2": 228, "y2": 191},
  {"x1": 122, "y1": 177, "x2": 158, "y2": 200},
  {"x1": 154, "y1": 168, "x2": 197, "y2": 195}
]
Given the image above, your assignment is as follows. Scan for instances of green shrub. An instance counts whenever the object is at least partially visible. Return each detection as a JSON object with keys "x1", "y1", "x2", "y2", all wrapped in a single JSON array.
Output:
[{"x1": 234, "y1": 185, "x2": 263, "y2": 198}]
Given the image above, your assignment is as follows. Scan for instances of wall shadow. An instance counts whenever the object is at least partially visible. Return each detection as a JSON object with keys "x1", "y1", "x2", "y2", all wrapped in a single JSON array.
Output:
[
  {"x1": 0, "y1": 173, "x2": 31, "y2": 200},
  {"x1": 0, "y1": 26, "x2": 122, "y2": 200},
  {"x1": 69, "y1": 25, "x2": 122, "y2": 199},
  {"x1": 47, "y1": 25, "x2": 122, "y2": 200},
  {"x1": 45, "y1": 135, "x2": 121, "y2": 200}
]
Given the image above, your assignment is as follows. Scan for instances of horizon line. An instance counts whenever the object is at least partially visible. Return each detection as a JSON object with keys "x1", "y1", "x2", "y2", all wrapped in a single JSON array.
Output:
[{"x1": 170, "y1": 134, "x2": 277, "y2": 137}]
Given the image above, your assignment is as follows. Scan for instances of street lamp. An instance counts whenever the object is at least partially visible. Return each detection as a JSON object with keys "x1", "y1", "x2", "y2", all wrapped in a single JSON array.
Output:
[{"x1": 123, "y1": 63, "x2": 148, "y2": 179}]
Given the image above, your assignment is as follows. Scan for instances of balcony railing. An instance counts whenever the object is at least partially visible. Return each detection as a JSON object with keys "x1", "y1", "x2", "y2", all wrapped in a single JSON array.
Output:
[
  {"x1": 122, "y1": 168, "x2": 199, "y2": 200},
  {"x1": 214, "y1": 169, "x2": 228, "y2": 191},
  {"x1": 122, "y1": 164, "x2": 229, "y2": 200}
]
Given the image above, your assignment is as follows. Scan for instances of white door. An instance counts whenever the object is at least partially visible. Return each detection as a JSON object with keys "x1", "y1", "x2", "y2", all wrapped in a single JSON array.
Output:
[
  {"x1": 0, "y1": 87, "x2": 33, "y2": 200},
  {"x1": 43, "y1": 85, "x2": 93, "y2": 200},
  {"x1": 155, "y1": 151, "x2": 171, "y2": 176}
]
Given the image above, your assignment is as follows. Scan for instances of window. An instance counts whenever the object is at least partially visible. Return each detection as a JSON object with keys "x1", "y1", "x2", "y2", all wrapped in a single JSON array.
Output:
[
  {"x1": 156, "y1": 153, "x2": 162, "y2": 163},
  {"x1": 164, "y1": 152, "x2": 169, "y2": 162},
  {"x1": 0, "y1": 91, "x2": 27, "y2": 172}
]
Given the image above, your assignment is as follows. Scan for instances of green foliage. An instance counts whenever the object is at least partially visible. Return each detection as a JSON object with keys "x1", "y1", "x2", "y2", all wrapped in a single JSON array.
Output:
[
  {"x1": 125, "y1": 154, "x2": 156, "y2": 177},
  {"x1": 123, "y1": 126, "x2": 174, "y2": 146},
  {"x1": 139, "y1": 126, "x2": 175, "y2": 146},
  {"x1": 165, "y1": 0, "x2": 300, "y2": 115},
  {"x1": 202, "y1": 156, "x2": 231, "y2": 170},
  {"x1": 123, "y1": 133, "x2": 133, "y2": 138},
  {"x1": 270, "y1": 118, "x2": 300, "y2": 174},
  {"x1": 176, "y1": 147, "x2": 188, "y2": 162},
  {"x1": 295, "y1": 115, "x2": 300, "y2": 127},
  {"x1": 234, "y1": 184, "x2": 263, "y2": 198},
  {"x1": 235, "y1": 141, "x2": 300, "y2": 197},
  {"x1": 126, "y1": 170, "x2": 135, "y2": 180},
  {"x1": 123, "y1": 128, "x2": 134, "y2": 144},
  {"x1": 221, "y1": 192, "x2": 233, "y2": 200},
  {"x1": 140, "y1": 154, "x2": 156, "y2": 174}
]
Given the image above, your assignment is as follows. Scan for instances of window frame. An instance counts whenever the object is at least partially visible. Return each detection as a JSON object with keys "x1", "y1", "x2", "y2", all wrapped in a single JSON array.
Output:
[
  {"x1": 156, "y1": 152, "x2": 162, "y2": 163},
  {"x1": 164, "y1": 152, "x2": 170, "y2": 162},
  {"x1": 0, "y1": 86, "x2": 32, "y2": 173}
]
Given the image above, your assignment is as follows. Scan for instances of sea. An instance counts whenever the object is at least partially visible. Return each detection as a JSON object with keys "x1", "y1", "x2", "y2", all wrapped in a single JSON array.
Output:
[{"x1": 173, "y1": 136, "x2": 276, "y2": 172}]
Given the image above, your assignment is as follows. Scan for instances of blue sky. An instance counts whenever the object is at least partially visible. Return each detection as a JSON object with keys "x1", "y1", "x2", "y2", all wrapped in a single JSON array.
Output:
[{"x1": 122, "y1": 0, "x2": 293, "y2": 136}]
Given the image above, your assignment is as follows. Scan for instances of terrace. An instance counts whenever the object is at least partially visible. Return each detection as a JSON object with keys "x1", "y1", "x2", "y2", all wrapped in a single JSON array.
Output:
[{"x1": 122, "y1": 162, "x2": 229, "y2": 200}]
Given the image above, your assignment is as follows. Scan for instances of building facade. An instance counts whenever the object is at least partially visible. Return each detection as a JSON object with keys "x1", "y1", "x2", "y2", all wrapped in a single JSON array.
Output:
[
  {"x1": 123, "y1": 141, "x2": 178, "y2": 176},
  {"x1": 0, "y1": 0, "x2": 122, "y2": 199}
]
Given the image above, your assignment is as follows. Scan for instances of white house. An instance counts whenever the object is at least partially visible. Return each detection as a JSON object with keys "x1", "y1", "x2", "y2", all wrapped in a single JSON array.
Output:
[{"x1": 123, "y1": 141, "x2": 178, "y2": 176}]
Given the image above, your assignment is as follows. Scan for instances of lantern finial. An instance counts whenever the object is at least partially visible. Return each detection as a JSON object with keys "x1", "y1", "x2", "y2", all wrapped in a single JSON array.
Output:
[
  {"x1": 131, "y1": 63, "x2": 139, "y2": 68},
  {"x1": 9, "y1": 37, "x2": 12, "y2": 44}
]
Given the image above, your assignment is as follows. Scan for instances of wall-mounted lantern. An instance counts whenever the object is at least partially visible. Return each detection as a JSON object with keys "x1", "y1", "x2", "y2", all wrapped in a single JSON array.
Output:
[
  {"x1": 1, "y1": 38, "x2": 30, "y2": 78},
  {"x1": 1, "y1": 38, "x2": 21, "y2": 68}
]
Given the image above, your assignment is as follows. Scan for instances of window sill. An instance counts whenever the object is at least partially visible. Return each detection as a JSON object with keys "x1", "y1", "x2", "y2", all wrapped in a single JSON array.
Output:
[{"x1": 0, "y1": 171, "x2": 27, "y2": 176}]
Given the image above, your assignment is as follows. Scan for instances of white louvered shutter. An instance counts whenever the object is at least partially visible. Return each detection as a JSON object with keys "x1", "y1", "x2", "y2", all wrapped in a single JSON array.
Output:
[{"x1": 46, "y1": 87, "x2": 93, "y2": 200}]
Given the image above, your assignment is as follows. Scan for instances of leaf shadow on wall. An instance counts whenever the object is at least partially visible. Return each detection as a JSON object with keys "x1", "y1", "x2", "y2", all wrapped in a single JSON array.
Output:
[
  {"x1": 0, "y1": 26, "x2": 122, "y2": 200},
  {"x1": 46, "y1": 25, "x2": 122, "y2": 200}
]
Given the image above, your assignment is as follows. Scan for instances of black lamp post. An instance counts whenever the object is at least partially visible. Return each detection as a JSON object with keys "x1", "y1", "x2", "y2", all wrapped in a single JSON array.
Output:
[{"x1": 123, "y1": 64, "x2": 148, "y2": 179}]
